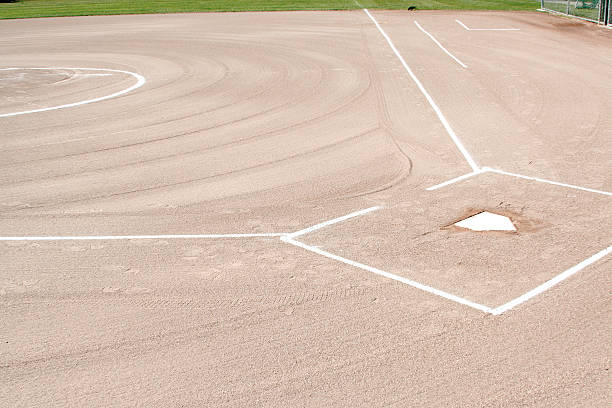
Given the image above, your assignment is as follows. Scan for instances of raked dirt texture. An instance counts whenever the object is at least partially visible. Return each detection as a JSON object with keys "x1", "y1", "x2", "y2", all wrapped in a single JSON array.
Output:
[{"x1": 1, "y1": 8, "x2": 611, "y2": 408}]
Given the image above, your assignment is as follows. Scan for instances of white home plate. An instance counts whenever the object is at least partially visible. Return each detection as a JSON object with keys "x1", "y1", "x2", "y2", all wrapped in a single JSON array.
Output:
[{"x1": 454, "y1": 211, "x2": 516, "y2": 232}]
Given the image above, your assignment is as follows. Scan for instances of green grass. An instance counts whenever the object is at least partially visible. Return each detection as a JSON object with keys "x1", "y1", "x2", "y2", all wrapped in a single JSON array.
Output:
[{"x1": 0, "y1": 0, "x2": 540, "y2": 19}]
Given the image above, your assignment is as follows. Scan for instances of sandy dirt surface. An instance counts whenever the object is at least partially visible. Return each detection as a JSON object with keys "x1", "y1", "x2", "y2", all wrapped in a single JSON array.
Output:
[{"x1": 1, "y1": 10, "x2": 611, "y2": 407}]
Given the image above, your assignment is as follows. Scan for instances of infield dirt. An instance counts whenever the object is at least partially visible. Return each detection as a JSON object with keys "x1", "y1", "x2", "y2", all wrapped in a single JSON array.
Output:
[{"x1": 1, "y1": 10, "x2": 611, "y2": 407}]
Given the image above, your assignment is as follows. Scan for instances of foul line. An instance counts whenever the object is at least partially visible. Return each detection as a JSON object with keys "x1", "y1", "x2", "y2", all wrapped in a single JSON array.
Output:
[
  {"x1": 0, "y1": 233, "x2": 287, "y2": 241},
  {"x1": 455, "y1": 19, "x2": 520, "y2": 31},
  {"x1": 0, "y1": 67, "x2": 146, "y2": 118},
  {"x1": 287, "y1": 206, "x2": 382, "y2": 239},
  {"x1": 281, "y1": 236, "x2": 493, "y2": 313},
  {"x1": 482, "y1": 167, "x2": 612, "y2": 196},
  {"x1": 414, "y1": 21, "x2": 468, "y2": 68},
  {"x1": 491, "y1": 245, "x2": 612, "y2": 315},
  {"x1": 363, "y1": 9, "x2": 479, "y2": 172}
]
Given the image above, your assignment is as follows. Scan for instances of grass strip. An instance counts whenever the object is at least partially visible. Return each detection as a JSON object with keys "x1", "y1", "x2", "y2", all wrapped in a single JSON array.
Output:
[{"x1": 0, "y1": 0, "x2": 540, "y2": 19}]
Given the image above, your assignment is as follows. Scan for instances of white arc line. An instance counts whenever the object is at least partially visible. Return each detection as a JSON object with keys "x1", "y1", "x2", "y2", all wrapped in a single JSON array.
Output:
[
  {"x1": 363, "y1": 9, "x2": 479, "y2": 172},
  {"x1": 0, "y1": 233, "x2": 287, "y2": 241},
  {"x1": 455, "y1": 19, "x2": 520, "y2": 31},
  {"x1": 281, "y1": 236, "x2": 493, "y2": 314},
  {"x1": 287, "y1": 206, "x2": 382, "y2": 239},
  {"x1": 0, "y1": 67, "x2": 146, "y2": 118},
  {"x1": 490, "y1": 245, "x2": 612, "y2": 315},
  {"x1": 426, "y1": 169, "x2": 485, "y2": 191},
  {"x1": 414, "y1": 21, "x2": 468, "y2": 68},
  {"x1": 482, "y1": 167, "x2": 612, "y2": 196}
]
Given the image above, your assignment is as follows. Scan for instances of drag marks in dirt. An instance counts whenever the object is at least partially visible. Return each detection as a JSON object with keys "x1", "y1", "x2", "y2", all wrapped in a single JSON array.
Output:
[{"x1": 2, "y1": 12, "x2": 610, "y2": 317}]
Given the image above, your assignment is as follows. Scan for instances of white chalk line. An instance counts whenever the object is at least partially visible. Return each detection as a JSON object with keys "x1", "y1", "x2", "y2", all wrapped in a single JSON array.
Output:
[
  {"x1": 426, "y1": 166, "x2": 611, "y2": 196},
  {"x1": 283, "y1": 205, "x2": 612, "y2": 315},
  {"x1": 455, "y1": 19, "x2": 520, "y2": 31},
  {"x1": 491, "y1": 245, "x2": 612, "y2": 315},
  {"x1": 4, "y1": 204, "x2": 610, "y2": 315},
  {"x1": 363, "y1": 9, "x2": 479, "y2": 172},
  {"x1": 0, "y1": 67, "x2": 146, "y2": 118},
  {"x1": 287, "y1": 206, "x2": 382, "y2": 239},
  {"x1": 281, "y1": 236, "x2": 493, "y2": 314},
  {"x1": 482, "y1": 167, "x2": 612, "y2": 196},
  {"x1": 414, "y1": 21, "x2": 468, "y2": 68},
  {"x1": 426, "y1": 169, "x2": 485, "y2": 190},
  {"x1": 0, "y1": 233, "x2": 287, "y2": 241}
]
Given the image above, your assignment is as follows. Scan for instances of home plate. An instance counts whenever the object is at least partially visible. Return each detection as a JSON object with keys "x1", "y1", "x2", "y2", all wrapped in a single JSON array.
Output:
[{"x1": 454, "y1": 211, "x2": 516, "y2": 232}]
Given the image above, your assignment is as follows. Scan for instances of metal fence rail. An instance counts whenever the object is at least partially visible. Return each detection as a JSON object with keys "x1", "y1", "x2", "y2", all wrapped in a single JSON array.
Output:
[{"x1": 540, "y1": 0, "x2": 611, "y2": 25}]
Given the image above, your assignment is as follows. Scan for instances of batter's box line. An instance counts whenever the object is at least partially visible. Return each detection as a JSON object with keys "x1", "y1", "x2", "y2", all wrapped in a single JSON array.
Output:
[{"x1": 279, "y1": 206, "x2": 611, "y2": 316}]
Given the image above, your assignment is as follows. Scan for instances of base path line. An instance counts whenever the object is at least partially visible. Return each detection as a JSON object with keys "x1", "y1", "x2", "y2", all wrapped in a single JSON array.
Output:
[
  {"x1": 0, "y1": 233, "x2": 288, "y2": 242},
  {"x1": 0, "y1": 67, "x2": 146, "y2": 118},
  {"x1": 414, "y1": 21, "x2": 467, "y2": 68},
  {"x1": 287, "y1": 206, "x2": 382, "y2": 239},
  {"x1": 363, "y1": 9, "x2": 479, "y2": 172},
  {"x1": 482, "y1": 167, "x2": 612, "y2": 196},
  {"x1": 455, "y1": 19, "x2": 520, "y2": 31},
  {"x1": 491, "y1": 245, "x2": 612, "y2": 315},
  {"x1": 281, "y1": 236, "x2": 493, "y2": 313},
  {"x1": 426, "y1": 169, "x2": 486, "y2": 191}
]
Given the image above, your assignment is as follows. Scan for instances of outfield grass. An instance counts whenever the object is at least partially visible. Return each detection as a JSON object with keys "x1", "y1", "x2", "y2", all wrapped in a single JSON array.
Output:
[{"x1": 0, "y1": 0, "x2": 540, "y2": 19}]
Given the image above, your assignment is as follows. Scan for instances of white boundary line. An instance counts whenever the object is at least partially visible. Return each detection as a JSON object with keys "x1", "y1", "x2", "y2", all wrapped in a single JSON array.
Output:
[
  {"x1": 281, "y1": 236, "x2": 493, "y2": 313},
  {"x1": 455, "y1": 19, "x2": 520, "y2": 31},
  {"x1": 282, "y1": 206, "x2": 612, "y2": 315},
  {"x1": 363, "y1": 9, "x2": 479, "y2": 172},
  {"x1": 286, "y1": 206, "x2": 382, "y2": 239},
  {"x1": 414, "y1": 21, "x2": 468, "y2": 68},
  {"x1": 482, "y1": 167, "x2": 612, "y2": 196},
  {"x1": 3, "y1": 205, "x2": 610, "y2": 315},
  {"x1": 0, "y1": 67, "x2": 146, "y2": 118},
  {"x1": 426, "y1": 169, "x2": 485, "y2": 190},
  {"x1": 0, "y1": 20, "x2": 608, "y2": 316},
  {"x1": 0, "y1": 233, "x2": 287, "y2": 241},
  {"x1": 427, "y1": 167, "x2": 612, "y2": 196},
  {"x1": 490, "y1": 245, "x2": 612, "y2": 315}
]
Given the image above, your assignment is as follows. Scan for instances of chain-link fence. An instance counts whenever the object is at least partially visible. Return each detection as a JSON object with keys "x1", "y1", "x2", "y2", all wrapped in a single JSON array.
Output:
[{"x1": 541, "y1": 0, "x2": 611, "y2": 24}]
